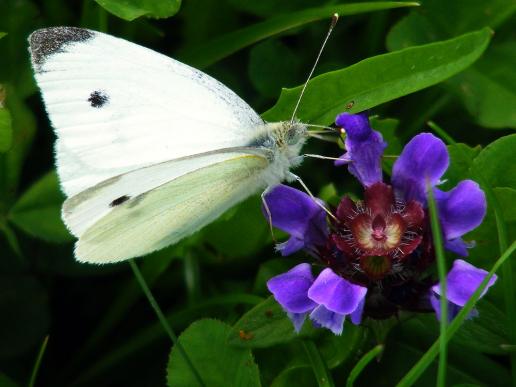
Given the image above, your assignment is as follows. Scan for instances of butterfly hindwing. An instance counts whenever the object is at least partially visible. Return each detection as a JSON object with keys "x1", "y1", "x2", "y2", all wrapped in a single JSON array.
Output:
[
  {"x1": 74, "y1": 153, "x2": 269, "y2": 263},
  {"x1": 62, "y1": 147, "x2": 270, "y2": 237}
]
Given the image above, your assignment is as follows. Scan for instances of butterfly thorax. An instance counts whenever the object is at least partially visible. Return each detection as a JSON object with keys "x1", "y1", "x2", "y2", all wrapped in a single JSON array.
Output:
[{"x1": 252, "y1": 121, "x2": 307, "y2": 186}]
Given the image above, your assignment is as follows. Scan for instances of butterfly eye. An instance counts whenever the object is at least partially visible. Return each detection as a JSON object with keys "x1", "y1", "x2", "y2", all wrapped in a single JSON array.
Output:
[{"x1": 286, "y1": 126, "x2": 304, "y2": 145}]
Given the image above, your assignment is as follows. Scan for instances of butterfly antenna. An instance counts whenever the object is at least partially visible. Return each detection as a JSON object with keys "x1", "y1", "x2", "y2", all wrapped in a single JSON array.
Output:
[{"x1": 290, "y1": 13, "x2": 339, "y2": 125}]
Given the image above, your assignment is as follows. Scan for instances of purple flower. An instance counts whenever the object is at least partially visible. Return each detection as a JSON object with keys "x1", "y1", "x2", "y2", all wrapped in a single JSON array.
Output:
[
  {"x1": 333, "y1": 113, "x2": 486, "y2": 256},
  {"x1": 392, "y1": 133, "x2": 449, "y2": 204},
  {"x1": 267, "y1": 263, "x2": 317, "y2": 332},
  {"x1": 335, "y1": 112, "x2": 387, "y2": 187},
  {"x1": 267, "y1": 264, "x2": 367, "y2": 334},
  {"x1": 262, "y1": 112, "x2": 493, "y2": 331},
  {"x1": 308, "y1": 269, "x2": 367, "y2": 334},
  {"x1": 430, "y1": 259, "x2": 497, "y2": 321},
  {"x1": 391, "y1": 133, "x2": 487, "y2": 256},
  {"x1": 434, "y1": 181, "x2": 487, "y2": 256},
  {"x1": 263, "y1": 184, "x2": 328, "y2": 256}
]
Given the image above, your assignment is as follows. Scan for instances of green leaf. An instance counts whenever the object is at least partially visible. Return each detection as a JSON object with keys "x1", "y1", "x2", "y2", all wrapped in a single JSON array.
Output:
[
  {"x1": 94, "y1": 0, "x2": 181, "y2": 21},
  {"x1": 386, "y1": 0, "x2": 514, "y2": 51},
  {"x1": 0, "y1": 222, "x2": 23, "y2": 256},
  {"x1": 249, "y1": 39, "x2": 302, "y2": 98},
  {"x1": 8, "y1": 171, "x2": 72, "y2": 243},
  {"x1": 0, "y1": 106, "x2": 12, "y2": 152},
  {"x1": 263, "y1": 28, "x2": 492, "y2": 124},
  {"x1": 386, "y1": 0, "x2": 516, "y2": 129},
  {"x1": 441, "y1": 143, "x2": 482, "y2": 190},
  {"x1": 253, "y1": 258, "x2": 297, "y2": 295},
  {"x1": 167, "y1": 319, "x2": 261, "y2": 387},
  {"x1": 446, "y1": 42, "x2": 516, "y2": 129},
  {"x1": 271, "y1": 365, "x2": 316, "y2": 387},
  {"x1": 452, "y1": 300, "x2": 510, "y2": 355},
  {"x1": 471, "y1": 134, "x2": 516, "y2": 189},
  {"x1": 202, "y1": 195, "x2": 270, "y2": 258},
  {"x1": 228, "y1": 296, "x2": 315, "y2": 348},
  {"x1": 0, "y1": 32, "x2": 6, "y2": 40},
  {"x1": 369, "y1": 117, "x2": 401, "y2": 172},
  {"x1": 0, "y1": 85, "x2": 36, "y2": 208},
  {"x1": 318, "y1": 325, "x2": 366, "y2": 369},
  {"x1": 0, "y1": 275, "x2": 50, "y2": 357},
  {"x1": 493, "y1": 187, "x2": 516, "y2": 222},
  {"x1": 178, "y1": 2, "x2": 420, "y2": 68},
  {"x1": 0, "y1": 373, "x2": 18, "y2": 387}
]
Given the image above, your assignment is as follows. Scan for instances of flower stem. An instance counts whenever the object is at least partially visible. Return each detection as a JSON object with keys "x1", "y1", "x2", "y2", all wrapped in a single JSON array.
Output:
[
  {"x1": 346, "y1": 344, "x2": 383, "y2": 387},
  {"x1": 302, "y1": 340, "x2": 335, "y2": 387},
  {"x1": 28, "y1": 335, "x2": 49, "y2": 387},
  {"x1": 128, "y1": 259, "x2": 205, "y2": 387},
  {"x1": 427, "y1": 185, "x2": 447, "y2": 387},
  {"x1": 428, "y1": 120, "x2": 516, "y2": 386},
  {"x1": 396, "y1": 240, "x2": 516, "y2": 387}
]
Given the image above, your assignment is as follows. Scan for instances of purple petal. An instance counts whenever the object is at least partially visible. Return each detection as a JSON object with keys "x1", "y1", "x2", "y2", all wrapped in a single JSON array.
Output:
[
  {"x1": 335, "y1": 112, "x2": 387, "y2": 187},
  {"x1": 435, "y1": 180, "x2": 487, "y2": 244},
  {"x1": 309, "y1": 305, "x2": 346, "y2": 335},
  {"x1": 432, "y1": 259, "x2": 497, "y2": 307},
  {"x1": 392, "y1": 133, "x2": 449, "y2": 204},
  {"x1": 263, "y1": 185, "x2": 328, "y2": 254},
  {"x1": 350, "y1": 297, "x2": 365, "y2": 325},
  {"x1": 335, "y1": 153, "x2": 351, "y2": 166},
  {"x1": 287, "y1": 312, "x2": 307, "y2": 333},
  {"x1": 444, "y1": 238, "x2": 472, "y2": 257},
  {"x1": 336, "y1": 112, "x2": 372, "y2": 140},
  {"x1": 430, "y1": 293, "x2": 463, "y2": 322},
  {"x1": 276, "y1": 238, "x2": 305, "y2": 256},
  {"x1": 307, "y1": 268, "x2": 368, "y2": 314},
  {"x1": 267, "y1": 263, "x2": 317, "y2": 313}
]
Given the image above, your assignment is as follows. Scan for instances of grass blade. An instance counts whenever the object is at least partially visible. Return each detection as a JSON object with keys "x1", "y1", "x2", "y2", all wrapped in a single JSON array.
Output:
[
  {"x1": 128, "y1": 259, "x2": 205, "y2": 387},
  {"x1": 28, "y1": 335, "x2": 49, "y2": 387},
  {"x1": 427, "y1": 184, "x2": 447, "y2": 387},
  {"x1": 346, "y1": 344, "x2": 384, "y2": 387},
  {"x1": 302, "y1": 340, "x2": 335, "y2": 387}
]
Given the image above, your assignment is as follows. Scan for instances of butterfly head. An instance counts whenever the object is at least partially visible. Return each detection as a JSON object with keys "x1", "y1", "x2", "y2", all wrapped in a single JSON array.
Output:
[{"x1": 267, "y1": 120, "x2": 307, "y2": 157}]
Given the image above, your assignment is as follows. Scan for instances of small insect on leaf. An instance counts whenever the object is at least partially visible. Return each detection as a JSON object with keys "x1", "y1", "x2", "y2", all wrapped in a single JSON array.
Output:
[{"x1": 239, "y1": 330, "x2": 254, "y2": 341}]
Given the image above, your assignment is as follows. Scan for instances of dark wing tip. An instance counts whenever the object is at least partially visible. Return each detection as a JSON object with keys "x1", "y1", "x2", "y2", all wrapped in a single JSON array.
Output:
[{"x1": 29, "y1": 27, "x2": 94, "y2": 70}]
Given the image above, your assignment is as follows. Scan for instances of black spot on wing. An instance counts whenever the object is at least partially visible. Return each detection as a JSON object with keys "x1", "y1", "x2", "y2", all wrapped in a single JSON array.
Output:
[
  {"x1": 110, "y1": 195, "x2": 130, "y2": 207},
  {"x1": 88, "y1": 90, "x2": 109, "y2": 108},
  {"x1": 29, "y1": 27, "x2": 93, "y2": 71}
]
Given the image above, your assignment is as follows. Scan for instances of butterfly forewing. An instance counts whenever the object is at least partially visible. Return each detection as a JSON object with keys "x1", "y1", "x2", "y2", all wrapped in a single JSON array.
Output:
[{"x1": 29, "y1": 27, "x2": 264, "y2": 197}]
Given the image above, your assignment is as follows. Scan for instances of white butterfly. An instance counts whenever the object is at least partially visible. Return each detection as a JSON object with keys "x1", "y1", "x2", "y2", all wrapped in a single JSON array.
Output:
[{"x1": 29, "y1": 27, "x2": 311, "y2": 264}]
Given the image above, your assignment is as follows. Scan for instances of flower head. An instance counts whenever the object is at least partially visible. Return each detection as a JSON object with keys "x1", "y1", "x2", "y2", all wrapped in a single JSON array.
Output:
[
  {"x1": 336, "y1": 115, "x2": 487, "y2": 257},
  {"x1": 332, "y1": 182, "x2": 424, "y2": 278},
  {"x1": 263, "y1": 112, "x2": 492, "y2": 334}
]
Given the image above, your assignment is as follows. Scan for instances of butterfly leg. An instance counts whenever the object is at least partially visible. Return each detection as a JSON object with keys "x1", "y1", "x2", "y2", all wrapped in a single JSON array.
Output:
[
  {"x1": 303, "y1": 154, "x2": 343, "y2": 161},
  {"x1": 261, "y1": 187, "x2": 277, "y2": 243},
  {"x1": 287, "y1": 172, "x2": 337, "y2": 221}
]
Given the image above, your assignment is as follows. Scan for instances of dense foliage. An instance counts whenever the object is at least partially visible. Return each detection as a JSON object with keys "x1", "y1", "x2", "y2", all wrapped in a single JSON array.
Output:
[{"x1": 0, "y1": 0, "x2": 515, "y2": 386}]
